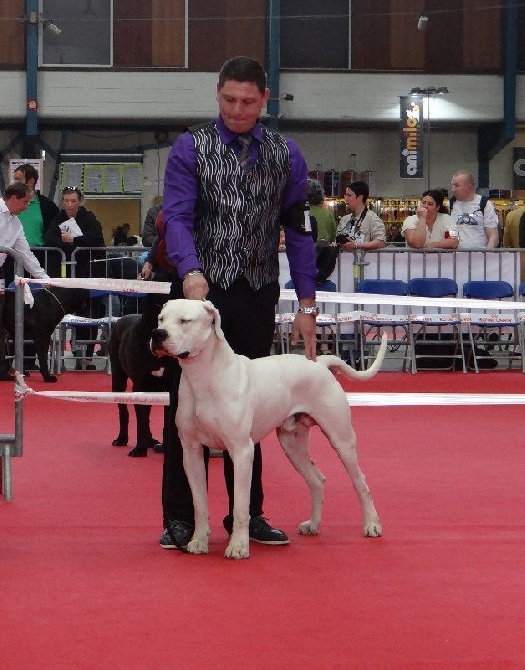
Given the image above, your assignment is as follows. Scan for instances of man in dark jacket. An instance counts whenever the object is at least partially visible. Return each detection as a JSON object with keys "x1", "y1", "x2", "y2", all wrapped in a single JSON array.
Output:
[{"x1": 141, "y1": 202, "x2": 162, "y2": 247}]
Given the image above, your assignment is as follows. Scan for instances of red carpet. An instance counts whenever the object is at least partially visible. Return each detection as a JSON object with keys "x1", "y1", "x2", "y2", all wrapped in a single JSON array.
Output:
[{"x1": 1, "y1": 370, "x2": 525, "y2": 669}]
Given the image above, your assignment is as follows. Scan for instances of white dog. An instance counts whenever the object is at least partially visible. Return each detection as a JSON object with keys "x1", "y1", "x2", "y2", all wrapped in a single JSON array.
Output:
[{"x1": 151, "y1": 299, "x2": 386, "y2": 559}]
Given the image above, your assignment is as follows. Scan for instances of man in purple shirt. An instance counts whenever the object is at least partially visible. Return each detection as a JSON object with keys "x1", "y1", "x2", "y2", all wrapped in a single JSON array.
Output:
[{"x1": 160, "y1": 56, "x2": 318, "y2": 551}]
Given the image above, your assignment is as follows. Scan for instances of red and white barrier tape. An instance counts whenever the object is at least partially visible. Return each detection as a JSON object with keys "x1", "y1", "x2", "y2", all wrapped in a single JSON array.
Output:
[
  {"x1": 14, "y1": 373, "x2": 169, "y2": 405},
  {"x1": 14, "y1": 374, "x2": 525, "y2": 408},
  {"x1": 18, "y1": 275, "x2": 171, "y2": 295},
  {"x1": 18, "y1": 278, "x2": 525, "y2": 312}
]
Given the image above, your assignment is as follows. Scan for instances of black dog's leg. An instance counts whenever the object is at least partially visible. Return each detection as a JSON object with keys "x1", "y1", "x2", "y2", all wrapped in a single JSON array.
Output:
[
  {"x1": 110, "y1": 359, "x2": 129, "y2": 447},
  {"x1": 112, "y1": 402, "x2": 130, "y2": 447},
  {"x1": 128, "y1": 403, "x2": 154, "y2": 457},
  {"x1": 34, "y1": 333, "x2": 57, "y2": 383}
]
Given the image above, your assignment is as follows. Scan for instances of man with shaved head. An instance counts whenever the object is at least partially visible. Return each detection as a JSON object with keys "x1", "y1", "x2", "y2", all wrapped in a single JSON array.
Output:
[{"x1": 449, "y1": 170, "x2": 499, "y2": 249}]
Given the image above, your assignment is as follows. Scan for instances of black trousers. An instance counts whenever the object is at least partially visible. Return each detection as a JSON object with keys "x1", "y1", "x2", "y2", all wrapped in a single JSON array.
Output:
[{"x1": 162, "y1": 277, "x2": 280, "y2": 524}]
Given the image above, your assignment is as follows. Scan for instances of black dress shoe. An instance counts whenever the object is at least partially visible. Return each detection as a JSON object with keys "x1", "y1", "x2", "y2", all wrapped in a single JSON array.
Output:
[
  {"x1": 223, "y1": 515, "x2": 289, "y2": 545},
  {"x1": 159, "y1": 520, "x2": 194, "y2": 549}
]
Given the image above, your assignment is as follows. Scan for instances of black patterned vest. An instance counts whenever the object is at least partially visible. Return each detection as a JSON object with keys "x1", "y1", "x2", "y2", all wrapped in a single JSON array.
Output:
[{"x1": 190, "y1": 121, "x2": 290, "y2": 290}]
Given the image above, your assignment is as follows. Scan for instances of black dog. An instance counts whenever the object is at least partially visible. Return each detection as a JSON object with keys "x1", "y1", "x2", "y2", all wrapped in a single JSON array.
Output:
[
  {"x1": 109, "y1": 296, "x2": 172, "y2": 457},
  {"x1": 1, "y1": 287, "x2": 90, "y2": 383}
]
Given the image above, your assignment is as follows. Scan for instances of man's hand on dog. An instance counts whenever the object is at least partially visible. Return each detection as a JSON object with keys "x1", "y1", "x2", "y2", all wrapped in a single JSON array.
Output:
[
  {"x1": 291, "y1": 311, "x2": 317, "y2": 361},
  {"x1": 183, "y1": 273, "x2": 209, "y2": 301}
]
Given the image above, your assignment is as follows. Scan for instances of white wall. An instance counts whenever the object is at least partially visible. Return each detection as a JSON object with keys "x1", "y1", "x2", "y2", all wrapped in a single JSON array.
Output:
[
  {"x1": 1, "y1": 70, "x2": 524, "y2": 216},
  {"x1": 0, "y1": 71, "x2": 512, "y2": 124}
]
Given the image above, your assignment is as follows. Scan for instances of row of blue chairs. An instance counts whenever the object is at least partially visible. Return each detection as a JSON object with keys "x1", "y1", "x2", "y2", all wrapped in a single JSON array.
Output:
[
  {"x1": 357, "y1": 278, "x2": 523, "y2": 374},
  {"x1": 277, "y1": 279, "x2": 524, "y2": 373}
]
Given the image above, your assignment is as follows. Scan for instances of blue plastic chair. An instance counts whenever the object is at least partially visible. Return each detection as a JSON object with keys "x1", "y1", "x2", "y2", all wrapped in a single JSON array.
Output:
[
  {"x1": 351, "y1": 279, "x2": 410, "y2": 371},
  {"x1": 407, "y1": 278, "x2": 466, "y2": 373},
  {"x1": 462, "y1": 281, "x2": 521, "y2": 372}
]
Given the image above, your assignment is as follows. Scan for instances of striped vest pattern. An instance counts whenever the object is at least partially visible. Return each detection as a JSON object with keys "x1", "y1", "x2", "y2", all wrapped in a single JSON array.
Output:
[{"x1": 190, "y1": 122, "x2": 290, "y2": 290}]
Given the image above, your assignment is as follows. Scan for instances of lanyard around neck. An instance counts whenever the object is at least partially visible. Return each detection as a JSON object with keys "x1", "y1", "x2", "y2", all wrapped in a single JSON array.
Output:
[{"x1": 348, "y1": 206, "x2": 368, "y2": 237}]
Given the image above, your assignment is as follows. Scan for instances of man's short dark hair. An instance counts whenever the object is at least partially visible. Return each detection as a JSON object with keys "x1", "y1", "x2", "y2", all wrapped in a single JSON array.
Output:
[
  {"x1": 346, "y1": 181, "x2": 369, "y2": 202},
  {"x1": 4, "y1": 182, "x2": 31, "y2": 199},
  {"x1": 13, "y1": 163, "x2": 39, "y2": 184},
  {"x1": 218, "y1": 56, "x2": 267, "y2": 94}
]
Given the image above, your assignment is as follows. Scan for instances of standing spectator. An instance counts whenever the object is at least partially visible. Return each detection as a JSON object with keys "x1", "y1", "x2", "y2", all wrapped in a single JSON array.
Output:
[
  {"x1": 402, "y1": 189, "x2": 459, "y2": 249},
  {"x1": 160, "y1": 55, "x2": 317, "y2": 550},
  {"x1": 503, "y1": 202, "x2": 525, "y2": 281},
  {"x1": 45, "y1": 186, "x2": 106, "y2": 369},
  {"x1": 307, "y1": 179, "x2": 337, "y2": 244},
  {"x1": 12, "y1": 163, "x2": 59, "y2": 250},
  {"x1": 0, "y1": 182, "x2": 50, "y2": 381},
  {"x1": 449, "y1": 170, "x2": 499, "y2": 249},
  {"x1": 503, "y1": 203, "x2": 525, "y2": 249},
  {"x1": 337, "y1": 181, "x2": 386, "y2": 251},
  {"x1": 141, "y1": 203, "x2": 162, "y2": 247},
  {"x1": 12, "y1": 164, "x2": 60, "y2": 369},
  {"x1": 307, "y1": 178, "x2": 339, "y2": 283}
]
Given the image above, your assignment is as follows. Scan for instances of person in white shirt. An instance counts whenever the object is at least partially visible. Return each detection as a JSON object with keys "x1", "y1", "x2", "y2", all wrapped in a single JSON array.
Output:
[
  {"x1": 0, "y1": 182, "x2": 50, "y2": 380},
  {"x1": 449, "y1": 170, "x2": 499, "y2": 249},
  {"x1": 402, "y1": 189, "x2": 459, "y2": 249}
]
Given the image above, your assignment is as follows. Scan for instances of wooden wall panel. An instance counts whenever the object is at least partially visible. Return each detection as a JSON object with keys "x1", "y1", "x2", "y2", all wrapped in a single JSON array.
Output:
[
  {"x1": 463, "y1": 0, "x2": 501, "y2": 71},
  {"x1": 189, "y1": 0, "x2": 265, "y2": 72},
  {"x1": 389, "y1": 0, "x2": 425, "y2": 70},
  {"x1": 84, "y1": 198, "x2": 141, "y2": 244},
  {"x1": 0, "y1": 0, "x2": 25, "y2": 67},
  {"x1": 424, "y1": 0, "x2": 463, "y2": 74},
  {"x1": 113, "y1": 0, "x2": 152, "y2": 67},
  {"x1": 152, "y1": 0, "x2": 186, "y2": 67},
  {"x1": 351, "y1": 0, "x2": 390, "y2": 71}
]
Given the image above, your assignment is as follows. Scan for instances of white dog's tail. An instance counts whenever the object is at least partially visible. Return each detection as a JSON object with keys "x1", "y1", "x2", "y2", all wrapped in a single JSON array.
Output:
[{"x1": 317, "y1": 332, "x2": 388, "y2": 380}]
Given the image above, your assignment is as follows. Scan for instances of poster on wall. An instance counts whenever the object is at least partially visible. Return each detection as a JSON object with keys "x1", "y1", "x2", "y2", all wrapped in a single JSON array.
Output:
[
  {"x1": 399, "y1": 96, "x2": 423, "y2": 179},
  {"x1": 9, "y1": 158, "x2": 44, "y2": 190},
  {"x1": 513, "y1": 148, "x2": 525, "y2": 190}
]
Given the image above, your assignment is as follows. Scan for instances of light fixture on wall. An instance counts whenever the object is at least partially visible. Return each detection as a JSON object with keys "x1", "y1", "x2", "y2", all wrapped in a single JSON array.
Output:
[
  {"x1": 268, "y1": 93, "x2": 295, "y2": 102},
  {"x1": 417, "y1": 15, "x2": 428, "y2": 31},
  {"x1": 411, "y1": 86, "x2": 449, "y2": 96},
  {"x1": 42, "y1": 16, "x2": 62, "y2": 36},
  {"x1": 20, "y1": 11, "x2": 62, "y2": 35},
  {"x1": 408, "y1": 86, "x2": 450, "y2": 189}
]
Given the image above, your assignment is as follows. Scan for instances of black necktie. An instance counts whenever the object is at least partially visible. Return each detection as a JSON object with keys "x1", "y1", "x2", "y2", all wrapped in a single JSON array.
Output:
[{"x1": 236, "y1": 134, "x2": 252, "y2": 173}]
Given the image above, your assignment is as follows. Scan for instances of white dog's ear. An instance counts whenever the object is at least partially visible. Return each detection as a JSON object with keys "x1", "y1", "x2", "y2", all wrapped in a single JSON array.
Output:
[{"x1": 202, "y1": 300, "x2": 224, "y2": 340}]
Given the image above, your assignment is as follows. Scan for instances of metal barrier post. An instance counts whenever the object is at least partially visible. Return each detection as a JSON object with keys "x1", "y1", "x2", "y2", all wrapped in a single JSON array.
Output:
[{"x1": 0, "y1": 247, "x2": 25, "y2": 500}]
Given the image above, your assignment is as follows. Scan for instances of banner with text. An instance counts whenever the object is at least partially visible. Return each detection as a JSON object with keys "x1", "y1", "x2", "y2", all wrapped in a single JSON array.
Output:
[{"x1": 399, "y1": 96, "x2": 424, "y2": 179}]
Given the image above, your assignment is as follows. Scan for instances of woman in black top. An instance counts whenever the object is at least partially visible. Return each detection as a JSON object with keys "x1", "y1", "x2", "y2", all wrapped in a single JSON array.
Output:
[{"x1": 45, "y1": 187, "x2": 106, "y2": 369}]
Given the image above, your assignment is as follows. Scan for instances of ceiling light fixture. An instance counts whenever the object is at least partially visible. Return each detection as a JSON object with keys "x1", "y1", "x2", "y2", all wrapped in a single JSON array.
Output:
[{"x1": 410, "y1": 87, "x2": 449, "y2": 97}]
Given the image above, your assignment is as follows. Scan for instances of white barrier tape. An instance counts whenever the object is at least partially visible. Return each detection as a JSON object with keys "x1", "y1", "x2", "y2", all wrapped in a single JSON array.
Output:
[
  {"x1": 345, "y1": 393, "x2": 525, "y2": 406},
  {"x1": 13, "y1": 374, "x2": 525, "y2": 408},
  {"x1": 18, "y1": 278, "x2": 525, "y2": 312},
  {"x1": 18, "y1": 275, "x2": 171, "y2": 295},
  {"x1": 282, "y1": 289, "x2": 525, "y2": 313},
  {"x1": 10, "y1": 278, "x2": 35, "y2": 306},
  {"x1": 14, "y1": 373, "x2": 169, "y2": 405}
]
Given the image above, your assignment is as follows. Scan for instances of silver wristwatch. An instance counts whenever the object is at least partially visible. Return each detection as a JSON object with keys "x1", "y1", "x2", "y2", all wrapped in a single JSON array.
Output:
[{"x1": 298, "y1": 306, "x2": 320, "y2": 316}]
